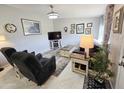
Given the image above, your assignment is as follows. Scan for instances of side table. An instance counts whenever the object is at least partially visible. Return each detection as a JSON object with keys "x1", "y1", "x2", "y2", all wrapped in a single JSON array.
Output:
[{"x1": 71, "y1": 49, "x2": 89, "y2": 76}]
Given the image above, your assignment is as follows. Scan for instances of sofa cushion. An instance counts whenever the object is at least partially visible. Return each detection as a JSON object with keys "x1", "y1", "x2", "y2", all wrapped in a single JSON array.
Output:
[
  {"x1": 39, "y1": 58, "x2": 49, "y2": 65},
  {"x1": 36, "y1": 53, "x2": 42, "y2": 60},
  {"x1": 22, "y1": 50, "x2": 28, "y2": 53}
]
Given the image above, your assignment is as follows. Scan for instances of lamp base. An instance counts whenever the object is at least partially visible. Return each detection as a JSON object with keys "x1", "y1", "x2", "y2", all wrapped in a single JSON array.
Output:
[{"x1": 85, "y1": 48, "x2": 89, "y2": 58}]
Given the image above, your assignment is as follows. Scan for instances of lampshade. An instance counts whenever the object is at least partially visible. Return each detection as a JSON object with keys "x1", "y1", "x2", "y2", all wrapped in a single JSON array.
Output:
[
  {"x1": 80, "y1": 34, "x2": 94, "y2": 48},
  {"x1": 0, "y1": 35, "x2": 6, "y2": 41}
]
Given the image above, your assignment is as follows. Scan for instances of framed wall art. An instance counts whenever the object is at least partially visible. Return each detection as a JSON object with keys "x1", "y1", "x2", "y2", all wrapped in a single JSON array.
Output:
[
  {"x1": 5, "y1": 23, "x2": 17, "y2": 33},
  {"x1": 76, "y1": 23, "x2": 84, "y2": 34},
  {"x1": 70, "y1": 24, "x2": 75, "y2": 34},
  {"x1": 113, "y1": 7, "x2": 124, "y2": 33},
  {"x1": 21, "y1": 18, "x2": 41, "y2": 36},
  {"x1": 70, "y1": 30, "x2": 75, "y2": 34},
  {"x1": 85, "y1": 28, "x2": 91, "y2": 35},
  {"x1": 87, "y1": 23, "x2": 93, "y2": 27}
]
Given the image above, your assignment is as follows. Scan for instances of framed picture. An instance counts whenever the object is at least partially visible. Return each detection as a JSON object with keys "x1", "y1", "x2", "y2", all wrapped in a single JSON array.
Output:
[
  {"x1": 85, "y1": 28, "x2": 91, "y2": 35},
  {"x1": 21, "y1": 18, "x2": 41, "y2": 36},
  {"x1": 113, "y1": 7, "x2": 124, "y2": 33},
  {"x1": 87, "y1": 23, "x2": 93, "y2": 27},
  {"x1": 70, "y1": 30, "x2": 75, "y2": 34},
  {"x1": 76, "y1": 23, "x2": 84, "y2": 34},
  {"x1": 71, "y1": 24, "x2": 75, "y2": 29},
  {"x1": 70, "y1": 24, "x2": 75, "y2": 34}
]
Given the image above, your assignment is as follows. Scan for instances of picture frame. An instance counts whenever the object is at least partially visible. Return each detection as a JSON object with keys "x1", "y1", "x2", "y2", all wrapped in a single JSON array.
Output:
[
  {"x1": 113, "y1": 7, "x2": 124, "y2": 33},
  {"x1": 71, "y1": 24, "x2": 75, "y2": 29},
  {"x1": 70, "y1": 30, "x2": 75, "y2": 34},
  {"x1": 70, "y1": 24, "x2": 75, "y2": 34},
  {"x1": 21, "y1": 18, "x2": 41, "y2": 36},
  {"x1": 85, "y1": 28, "x2": 91, "y2": 35},
  {"x1": 76, "y1": 23, "x2": 85, "y2": 34},
  {"x1": 87, "y1": 23, "x2": 93, "y2": 27}
]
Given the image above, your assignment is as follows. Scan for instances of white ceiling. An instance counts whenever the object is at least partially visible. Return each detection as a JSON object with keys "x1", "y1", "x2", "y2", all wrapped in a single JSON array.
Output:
[{"x1": 7, "y1": 4, "x2": 107, "y2": 18}]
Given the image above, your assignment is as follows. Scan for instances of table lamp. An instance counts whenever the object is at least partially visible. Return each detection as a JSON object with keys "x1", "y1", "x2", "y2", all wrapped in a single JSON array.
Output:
[
  {"x1": 80, "y1": 34, "x2": 94, "y2": 58},
  {"x1": 0, "y1": 35, "x2": 6, "y2": 71},
  {"x1": 0, "y1": 35, "x2": 6, "y2": 41}
]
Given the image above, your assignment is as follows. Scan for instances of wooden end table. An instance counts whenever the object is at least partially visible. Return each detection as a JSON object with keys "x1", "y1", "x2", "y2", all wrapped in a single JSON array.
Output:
[{"x1": 70, "y1": 49, "x2": 89, "y2": 76}]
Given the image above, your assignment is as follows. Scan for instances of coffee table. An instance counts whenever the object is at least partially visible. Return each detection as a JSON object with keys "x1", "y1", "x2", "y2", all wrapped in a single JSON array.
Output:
[{"x1": 58, "y1": 45, "x2": 76, "y2": 58}]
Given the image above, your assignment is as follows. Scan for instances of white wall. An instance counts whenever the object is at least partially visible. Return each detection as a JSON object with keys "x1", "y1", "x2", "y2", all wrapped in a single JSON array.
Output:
[
  {"x1": 53, "y1": 17, "x2": 100, "y2": 46},
  {"x1": 0, "y1": 5, "x2": 102, "y2": 66},
  {"x1": 0, "y1": 5, "x2": 53, "y2": 66},
  {"x1": 0, "y1": 5, "x2": 53, "y2": 53}
]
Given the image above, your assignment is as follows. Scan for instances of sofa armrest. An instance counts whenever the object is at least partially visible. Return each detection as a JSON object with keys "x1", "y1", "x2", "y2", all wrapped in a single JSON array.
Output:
[
  {"x1": 39, "y1": 58, "x2": 48, "y2": 65},
  {"x1": 36, "y1": 53, "x2": 43, "y2": 60},
  {"x1": 40, "y1": 56, "x2": 55, "y2": 65},
  {"x1": 40, "y1": 56, "x2": 56, "y2": 70}
]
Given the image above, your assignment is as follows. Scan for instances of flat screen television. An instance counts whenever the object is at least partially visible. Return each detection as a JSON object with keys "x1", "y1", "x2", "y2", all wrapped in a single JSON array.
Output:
[{"x1": 48, "y1": 31, "x2": 62, "y2": 40}]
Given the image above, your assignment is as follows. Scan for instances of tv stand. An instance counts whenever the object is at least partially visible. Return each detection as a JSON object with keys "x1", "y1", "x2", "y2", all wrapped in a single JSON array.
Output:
[{"x1": 49, "y1": 40, "x2": 61, "y2": 50}]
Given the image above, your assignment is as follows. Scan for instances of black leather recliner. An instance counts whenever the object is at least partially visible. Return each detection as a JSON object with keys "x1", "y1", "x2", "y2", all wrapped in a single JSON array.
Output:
[
  {"x1": 0, "y1": 47, "x2": 42, "y2": 66},
  {"x1": 11, "y1": 52, "x2": 56, "y2": 85},
  {"x1": 0, "y1": 47, "x2": 17, "y2": 66}
]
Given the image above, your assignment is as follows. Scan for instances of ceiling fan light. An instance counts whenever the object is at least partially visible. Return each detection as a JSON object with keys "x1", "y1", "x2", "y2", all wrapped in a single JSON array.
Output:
[
  {"x1": 48, "y1": 15, "x2": 58, "y2": 19},
  {"x1": 48, "y1": 12, "x2": 59, "y2": 19},
  {"x1": 47, "y1": 5, "x2": 59, "y2": 19}
]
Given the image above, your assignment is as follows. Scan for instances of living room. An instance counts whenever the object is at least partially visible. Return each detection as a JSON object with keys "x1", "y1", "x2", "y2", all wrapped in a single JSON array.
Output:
[{"x1": 0, "y1": 2, "x2": 124, "y2": 91}]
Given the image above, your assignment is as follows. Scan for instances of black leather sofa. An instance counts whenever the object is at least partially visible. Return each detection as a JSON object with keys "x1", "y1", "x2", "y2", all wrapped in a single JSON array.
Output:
[
  {"x1": 0, "y1": 47, "x2": 56, "y2": 85},
  {"x1": 11, "y1": 52, "x2": 56, "y2": 85},
  {"x1": 0, "y1": 47, "x2": 31, "y2": 66},
  {"x1": 0, "y1": 47, "x2": 17, "y2": 66}
]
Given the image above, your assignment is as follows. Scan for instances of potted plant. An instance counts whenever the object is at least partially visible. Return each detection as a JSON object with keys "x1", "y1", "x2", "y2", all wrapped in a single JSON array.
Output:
[{"x1": 90, "y1": 46, "x2": 113, "y2": 84}]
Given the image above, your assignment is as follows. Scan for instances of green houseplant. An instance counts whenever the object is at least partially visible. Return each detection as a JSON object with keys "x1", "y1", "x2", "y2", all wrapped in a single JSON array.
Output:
[{"x1": 90, "y1": 46, "x2": 113, "y2": 82}]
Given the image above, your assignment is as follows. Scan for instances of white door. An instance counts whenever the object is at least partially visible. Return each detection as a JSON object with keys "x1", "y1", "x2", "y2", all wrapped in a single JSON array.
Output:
[{"x1": 116, "y1": 42, "x2": 124, "y2": 88}]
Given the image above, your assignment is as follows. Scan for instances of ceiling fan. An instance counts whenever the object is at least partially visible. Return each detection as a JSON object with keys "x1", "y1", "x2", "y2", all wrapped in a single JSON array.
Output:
[{"x1": 47, "y1": 5, "x2": 59, "y2": 19}]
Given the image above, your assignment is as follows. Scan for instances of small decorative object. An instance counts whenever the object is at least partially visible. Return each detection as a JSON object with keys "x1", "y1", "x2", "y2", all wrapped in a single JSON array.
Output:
[
  {"x1": 87, "y1": 23, "x2": 93, "y2": 27},
  {"x1": 64, "y1": 26, "x2": 68, "y2": 32},
  {"x1": 76, "y1": 23, "x2": 84, "y2": 34},
  {"x1": 85, "y1": 28, "x2": 91, "y2": 35},
  {"x1": 70, "y1": 24, "x2": 75, "y2": 34},
  {"x1": 5, "y1": 23, "x2": 17, "y2": 33},
  {"x1": 113, "y1": 7, "x2": 124, "y2": 33},
  {"x1": 21, "y1": 18, "x2": 41, "y2": 36},
  {"x1": 94, "y1": 76, "x2": 104, "y2": 84}
]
